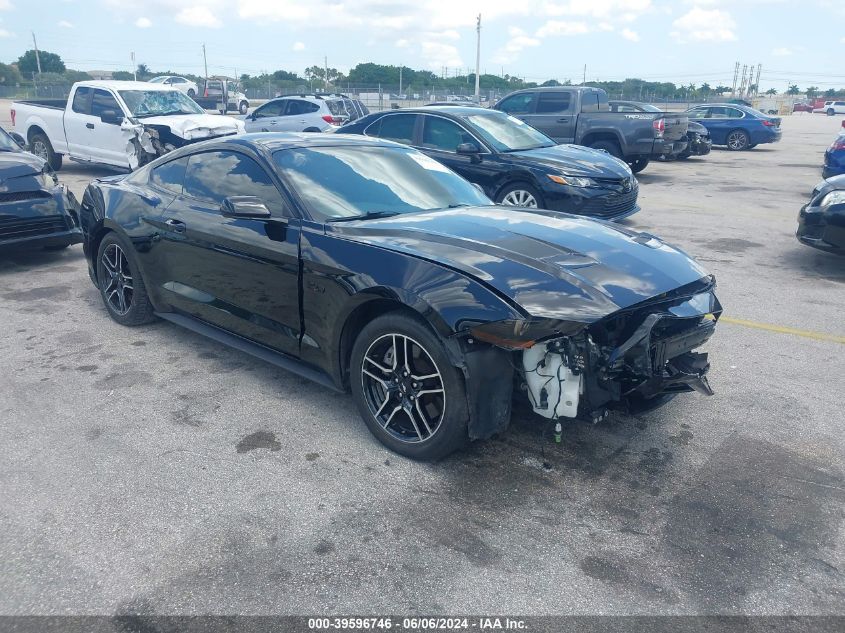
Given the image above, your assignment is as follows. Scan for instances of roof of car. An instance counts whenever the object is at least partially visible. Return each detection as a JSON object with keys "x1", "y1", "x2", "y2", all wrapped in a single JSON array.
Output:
[
  {"x1": 223, "y1": 132, "x2": 406, "y2": 152},
  {"x1": 74, "y1": 80, "x2": 180, "y2": 91},
  {"x1": 376, "y1": 106, "x2": 497, "y2": 117}
]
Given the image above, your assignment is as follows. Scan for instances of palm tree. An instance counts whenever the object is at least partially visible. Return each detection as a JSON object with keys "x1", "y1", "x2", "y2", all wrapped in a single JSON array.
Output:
[
  {"x1": 806, "y1": 86, "x2": 819, "y2": 98},
  {"x1": 765, "y1": 88, "x2": 777, "y2": 95},
  {"x1": 825, "y1": 88, "x2": 837, "y2": 98},
  {"x1": 700, "y1": 82, "x2": 711, "y2": 97},
  {"x1": 786, "y1": 84, "x2": 800, "y2": 96}
]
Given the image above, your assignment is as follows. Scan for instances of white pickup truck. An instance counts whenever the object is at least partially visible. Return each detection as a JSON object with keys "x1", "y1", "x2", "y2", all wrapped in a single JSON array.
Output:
[{"x1": 11, "y1": 80, "x2": 244, "y2": 171}]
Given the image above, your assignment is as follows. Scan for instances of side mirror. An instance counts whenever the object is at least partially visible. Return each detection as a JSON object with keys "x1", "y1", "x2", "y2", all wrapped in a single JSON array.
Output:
[
  {"x1": 100, "y1": 109, "x2": 124, "y2": 125},
  {"x1": 8, "y1": 132, "x2": 26, "y2": 149},
  {"x1": 456, "y1": 142, "x2": 480, "y2": 154},
  {"x1": 221, "y1": 195, "x2": 272, "y2": 219}
]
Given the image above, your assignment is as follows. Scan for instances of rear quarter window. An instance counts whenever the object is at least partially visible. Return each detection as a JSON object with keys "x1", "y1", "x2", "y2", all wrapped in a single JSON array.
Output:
[{"x1": 150, "y1": 156, "x2": 189, "y2": 194}]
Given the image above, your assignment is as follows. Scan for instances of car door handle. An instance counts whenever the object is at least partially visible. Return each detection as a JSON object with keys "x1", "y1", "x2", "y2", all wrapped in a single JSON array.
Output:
[
  {"x1": 86, "y1": 123, "x2": 95, "y2": 129},
  {"x1": 164, "y1": 219, "x2": 186, "y2": 233},
  {"x1": 556, "y1": 117, "x2": 569, "y2": 123}
]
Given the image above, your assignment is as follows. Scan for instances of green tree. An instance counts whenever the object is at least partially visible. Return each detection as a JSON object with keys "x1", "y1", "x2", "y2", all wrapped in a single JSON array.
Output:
[
  {"x1": 805, "y1": 86, "x2": 819, "y2": 98},
  {"x1": 825, "y1": 88, "x2": 837, "y2": 98},
  {"x1": 0, "y1": 62, "x2": 22, "y2": 85},
  {"x1": 17, "y1": 49, "x2": 65, "y2": 74},
  {"x1": 112, "y1": 71, "x2": 134, "y2": 81},
  {"x1": 765, "y1": 88, "x2": 777, "y2": 95},
  {"x1": 136, "y1": 63, "x2": 151, "y2": 78},
  {"x1": 699, "y1": 82, "x2": 711, "y2": 97},
  {"x1": 714, "y1": 85, "x2": 731, "y2": 95},
  {"x1": 786, "y1": 84, "x2": 800, "y2": 95},
  {"x1": 540, "y1": 79, "x2": 561, "y2": 87},
  {"x1": 272, "y1": 69, "x2": 299, "y2": 81}
]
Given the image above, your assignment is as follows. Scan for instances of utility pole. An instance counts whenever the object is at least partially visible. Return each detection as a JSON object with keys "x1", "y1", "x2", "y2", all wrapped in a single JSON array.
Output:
[
  {"x1": 399, "y1": 65, "x2": 403, "y2": 97},
  {"x1": 474, "y1": 14, "x2": 481, "y2": 103},
  {"x1": 31, "y1": 32, "x2": 42, "y2": 74},
  {"x1": 731, "y1": 61, "x2": 740, "y2": 97},
  {"x1": 753, "y1": 63, "x2": 762, "y2": 97},
  {"x1": 582, "y1": 64, "x2": 587, "y2": 86},
  {"x1": 324, "y1": 56, "x2": 329, "y2": 91},
  {"x1": 202, "y1": 43, "x2": 208, "y2": 81},
  {"x1": 131, "y1": 51, "x2": 136, "y2": 81}
]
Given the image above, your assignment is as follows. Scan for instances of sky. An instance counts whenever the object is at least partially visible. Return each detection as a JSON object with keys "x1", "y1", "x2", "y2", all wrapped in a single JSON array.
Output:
[{"x1": 0, "y1": 0, "x2": 843, "y2": 91}]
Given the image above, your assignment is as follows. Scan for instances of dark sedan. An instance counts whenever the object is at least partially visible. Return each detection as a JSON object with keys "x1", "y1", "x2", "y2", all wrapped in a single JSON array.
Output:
[
  {"x1": 684, "y1": 104, "x2": 781, "y2": 151},
  {"x1": 798, "y1": 175, "x2": 845, "y2": 255},
  {"x1": 79, "y1": 133, "x2": 720, "y2": 460},
  {"x1": 822, "y1": 125, "x2": 845, "y2": 179},
  {"x1": 341, "y1": 107, "x2": 639, "y2": 221},
  {"x1": 0, "y1": 125, "x2": 81, "y2": 252}
]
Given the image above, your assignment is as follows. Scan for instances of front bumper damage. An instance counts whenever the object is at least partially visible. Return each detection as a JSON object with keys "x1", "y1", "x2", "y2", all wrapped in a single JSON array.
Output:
[
  {"x1": 121, "y1": 119, "x2": 243, "y2": 169},
  {"x1": 462, "y1": 281, "x2": 721, "y2": 435}
]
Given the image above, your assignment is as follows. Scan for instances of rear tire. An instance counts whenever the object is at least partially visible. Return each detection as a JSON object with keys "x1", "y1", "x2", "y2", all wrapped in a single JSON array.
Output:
[
  {"x1": 239, "y1": 101, "x2": 249, "y2": 115},
  {"x1": 30, "y1": 132, "x2": 62, "y2": 171},
  {"x1": 349, "y1": 312, "x2": 469, "y2": 460},
  {"x1": 588, "y1": 139, "x2": 623, "y2": 159},
  {"x1": 187, "y1": 88, "x2": 196, "y2": 99},
  {"x1": 96, "y1": 233, "x2": 156, "y2": 327},
  {"x1": 628, "y1": 157, "x2": 649, "y2": 173},
  {"x1": 726, "y1": 129, "x2": 750, "y2": 151}
]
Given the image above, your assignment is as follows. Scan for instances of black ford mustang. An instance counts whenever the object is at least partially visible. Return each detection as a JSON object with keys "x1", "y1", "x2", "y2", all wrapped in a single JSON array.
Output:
[
  {"x1": 0, "y1": 126, "x2": 81, "y2": 252},
  {"x1": 797, "y1": 175, "x2": 845, "y2": 255},
  {"x1": 80, "y1": 133, "x2": 721, "y2": 459},
  {"x1": 341, "y1": 107, "x2": 640, "y2": 221}
]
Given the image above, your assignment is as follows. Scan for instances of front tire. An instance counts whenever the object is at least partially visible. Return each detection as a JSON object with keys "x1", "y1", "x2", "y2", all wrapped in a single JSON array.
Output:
[
  {"x1": 96, "y1": 233, "x2": 156, "y2": 326},
  {"x1": 239, "y1": 101, "x2": 249, "y2": 115},
  {"x1": 726, "y1": 129, "x2": 750, "y2": 151},
  {"x1": 30, "y1": 132, "x2": 62, "y2": 171},
  {"x1": 349, "y1": 312, "x2": 469, "y2": 460},
  {"x1": 827, "y1": 108, "x2": 835, "y2": 116},
  {"x1": 496, "y1": 182, "x2": 543, "y2": 209},
  {"x1": 187, "y1": 88, "x2": 196, "y2": 99}
]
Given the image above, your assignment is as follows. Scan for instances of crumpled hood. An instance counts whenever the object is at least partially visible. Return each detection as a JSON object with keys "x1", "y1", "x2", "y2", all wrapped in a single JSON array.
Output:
[
  {"x1": 137, "y1": 113, "x2": 244, "y2": 139},
  {"x1": 504, "y1": 144, "x2": 633, "y2": 179},
  {"x1": 330, "y1": 206, "x2": 710, "y2": 321},
  {"x1": 0, "y1": 150, "x2": 47, "y2": 185}
]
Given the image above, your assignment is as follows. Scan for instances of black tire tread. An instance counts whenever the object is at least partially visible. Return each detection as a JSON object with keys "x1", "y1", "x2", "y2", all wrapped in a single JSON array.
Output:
[{"x1": 97, "y1": 233, "x2": 157, "y2": 327}]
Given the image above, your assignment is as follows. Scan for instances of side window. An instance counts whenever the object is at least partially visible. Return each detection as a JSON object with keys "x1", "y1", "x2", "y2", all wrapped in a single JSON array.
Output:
[
  {"x1": 254, "y1": 101, "x2": 285, "y2": 118},
  {"x1": 183, "y1": 151, "x2": 287, "y2": 215},
  {"x1": 91, "y1": 89, "x2": 122, "y2": 117},
  {"x1": 71, "y1": 87, "x2": 92, "y2": 114},
  {"x1": 497, "y1": 93, "x2": 535, "y2": 115},
  {"x1": 614, "y1": 104, "x2": 640, "y2": 113},
  {"x1": 150, "y1": 156, "x2": 189, "y2": 194},
  {"x1": 173, "y1": 77, "x2": 186, "y2": 84},
  {"x1": 726, "y1": 108, "x2": 745, "y2": 119},
  {"x1": 707, "y1": 107, "x2": 729, "y2": 119},
  {"x1": 420, "y1": 116, "x2": 475, "y2": 152},
  {"x1": 374, "y1": 114, "x2": 417, "y2": 144},
  {"x1": 536, "y1": 92, "x2": 571, "y2": 114},
  {"x1": 286, "y1": 100, "x2": 318, "y2": 115}
]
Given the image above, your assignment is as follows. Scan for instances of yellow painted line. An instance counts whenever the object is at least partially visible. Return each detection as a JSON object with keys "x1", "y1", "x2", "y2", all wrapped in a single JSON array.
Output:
[{"x1": 719, "y1": 316, "x2": 845, "y2": 344}]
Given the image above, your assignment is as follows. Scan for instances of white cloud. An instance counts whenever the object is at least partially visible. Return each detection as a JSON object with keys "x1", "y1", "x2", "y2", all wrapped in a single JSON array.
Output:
[
  {"x1": 0, "y1": 1, "x2": 12, "y2": 10},
  {"x1": 536, "y1": 20, "x2": 590, "y2": 38},
  {"x1": 621, "y1": 28, "x2": 640, "y2": 41},
  {"x1": 542, "y1": 0, "x2": 653, "y2": 19},
  {"x1": 58, "y1": 20, "x2": 74, "y2": 28},
  {"x1": 421, "y1": 41, "x2": 463, "y2": 70},
  {"x1": 292, "y1": 41, "x2": 305, "y2": 51},
  {"x1": 135, "y1": 17, "x2": 152, "y2": 28},
  {"x1": 0, "y1": 28, "x2": 13, "y2": 38},
  {"x1": 175, "y1": 5, "x2": 222, "y2": 28},
  {"x1": 671, "y1": 7, "x2": 736, "y2": 42},
  {"x1": 394, "y1": 38, "x2": 410, "y2": 48},
  {"x1": 493, "y1": 26, "x2": 541, "y2": 63},
  {"x1": 772, "y1": 47, "x2": 792, "y2": 56}
]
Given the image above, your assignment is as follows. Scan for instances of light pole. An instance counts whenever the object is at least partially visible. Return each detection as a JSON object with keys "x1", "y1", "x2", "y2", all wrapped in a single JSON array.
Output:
[{"x1": 474, "y1": 14, "x2": 481, "y2": 103}]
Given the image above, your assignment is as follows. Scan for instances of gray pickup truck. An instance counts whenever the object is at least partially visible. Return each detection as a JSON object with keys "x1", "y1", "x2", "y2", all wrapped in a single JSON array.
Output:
[{"x1": 493, "y1": 86, "x2": 688, "y2": 173}]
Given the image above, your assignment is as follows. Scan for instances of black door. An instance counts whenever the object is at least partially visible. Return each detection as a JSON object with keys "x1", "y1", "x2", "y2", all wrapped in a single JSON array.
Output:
[
  {"x1": 415, "y1": 114, "x2": 501, "y2": 196},
  {"x1": 158, "y1": 149, "x2": 302, "y2": 356}
]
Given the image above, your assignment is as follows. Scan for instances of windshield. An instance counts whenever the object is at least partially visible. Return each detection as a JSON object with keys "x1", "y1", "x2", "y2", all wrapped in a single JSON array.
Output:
[
  {"x1": 463, "y1": 112, "x2": 555, "y2": 152},
  {"x1": 118, "y1": 90, "x2": 205, "y2": 117},
  {"x1": 0, "y1": 127, "x2": 21, "y2": 152},
  {"x1": 274, "y1": 145, "x2": 491, "y2": 221},
  {"x1": 148, "y1": 77, "x2": 167, "y2": 84}
]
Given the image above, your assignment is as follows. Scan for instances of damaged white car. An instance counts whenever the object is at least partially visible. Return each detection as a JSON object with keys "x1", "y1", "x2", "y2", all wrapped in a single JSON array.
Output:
[{"x1": 11, "y1": 80, "x2": 244, "y2": 171}]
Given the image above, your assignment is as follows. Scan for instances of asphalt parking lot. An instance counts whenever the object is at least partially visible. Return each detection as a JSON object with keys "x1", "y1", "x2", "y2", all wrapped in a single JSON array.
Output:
[{"x1": 1, "y1": 111, "x2": 843, "y2": 617}]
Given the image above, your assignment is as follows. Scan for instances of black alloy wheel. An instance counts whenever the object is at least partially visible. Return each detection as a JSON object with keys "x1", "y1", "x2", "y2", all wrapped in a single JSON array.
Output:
[{"x1": 96, "y1": 234, "x2": 156, "y2": 326}]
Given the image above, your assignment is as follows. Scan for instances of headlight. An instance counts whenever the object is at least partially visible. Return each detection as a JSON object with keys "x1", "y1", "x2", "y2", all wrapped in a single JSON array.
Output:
[
  {"x1": 547, "y1": 174, "x2": 594, "y2": 187},
  {"x1": 820, "y1": 190, "x2": 845, "y2": 208}
]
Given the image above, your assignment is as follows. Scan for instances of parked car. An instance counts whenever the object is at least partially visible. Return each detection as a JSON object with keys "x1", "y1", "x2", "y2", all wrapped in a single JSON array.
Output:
[
  {"x1": 0, "y1": 125, "x2": 81, "y2": 252},
  {"x1": 79, "y1": 132, "x2": 721, "y2": 459},
  {"x1": 243, "y1": 95, "x2": 350, "y2": 133},
  {"x1": 493, "y1": 87, "x2": 688, "y2": 173},
  {"x1": 822, "y1": 124, "x2": 845, "y2": 179},
  {"x1": 684, "y1": 104, "x2": 781, "y2": 151},
  {"x1": 609, "y1": 101, "x2": 692, "y2": 159},
  {"x1": 11, "y1": 81, "x2": 244, "y2": 170},
  {"x1": 797, "y1": 175, "x2": 845, "y2": 255},
  {"x1": 793, "y1": 101, "x2": 814, "y2": 113},
  {"x1": 813, "y1": 101, "x2": 845, "y2": 116},
  {"x1": 342, "y1": 106, "x2": 640, "y2": 221},
  {"x1": 194, "y1": 78, "x2": 250, "y2": 115},
  {"x1": 148, "y1": 76, "x2": 198, "y2": 99}
]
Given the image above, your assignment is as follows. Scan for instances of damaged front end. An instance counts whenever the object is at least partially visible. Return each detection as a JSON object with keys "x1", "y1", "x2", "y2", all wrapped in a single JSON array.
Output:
[
  {"x1": 122, "y1": 118, "x2": 244, "y2": 169},
  {"x1": 466, "y1": 278, "x2": 722, "y2": 428}
]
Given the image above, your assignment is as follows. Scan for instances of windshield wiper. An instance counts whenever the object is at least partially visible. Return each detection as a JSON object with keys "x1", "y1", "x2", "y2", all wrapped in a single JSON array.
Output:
[{"x1": 327, "y1": 211, "x2": 401, "y2": 223}]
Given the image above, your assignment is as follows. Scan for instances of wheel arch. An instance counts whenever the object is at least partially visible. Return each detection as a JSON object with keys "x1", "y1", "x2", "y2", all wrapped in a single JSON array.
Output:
[{"x1": 581, "y1": 131, "x2": 623, "y2": 150}]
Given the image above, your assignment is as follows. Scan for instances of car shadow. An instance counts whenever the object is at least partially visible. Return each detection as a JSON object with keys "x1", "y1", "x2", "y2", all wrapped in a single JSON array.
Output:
[
  {"x1": 634, "y1": 171, "x2": 671, "y2": 185},
  {"x1": 780, "y1": 244, "x2": 845, "y2": 280},
  {"x1": 0, "y1": 243, "x2": 84, "y2": 275}
]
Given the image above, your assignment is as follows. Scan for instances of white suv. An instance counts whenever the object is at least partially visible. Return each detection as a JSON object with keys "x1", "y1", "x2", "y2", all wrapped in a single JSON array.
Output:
[
  {"x1": 243, "y1": 95, "x2": 354, "y2": 133},
  {"x1": 148, "y1": 76, "x2": 198, "y2": 99},
  {"x1": 814, "y1": 100, "x2": 845, "y2": 116}
]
